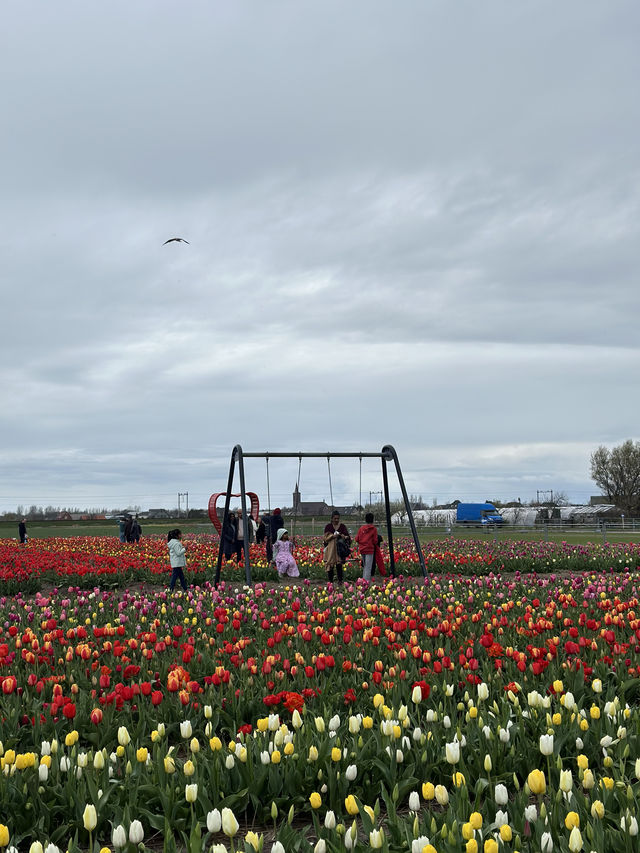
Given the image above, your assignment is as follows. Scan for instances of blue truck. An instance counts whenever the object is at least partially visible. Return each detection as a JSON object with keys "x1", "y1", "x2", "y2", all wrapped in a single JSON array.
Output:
[{"x1": 456, "y1": 502, "x2": 503, "y2": 525}]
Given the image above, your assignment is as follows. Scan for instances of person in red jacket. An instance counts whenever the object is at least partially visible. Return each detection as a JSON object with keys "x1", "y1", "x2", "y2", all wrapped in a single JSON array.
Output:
[{"x1": 356, "y1": 513, "x2": 379, "y2": 581}]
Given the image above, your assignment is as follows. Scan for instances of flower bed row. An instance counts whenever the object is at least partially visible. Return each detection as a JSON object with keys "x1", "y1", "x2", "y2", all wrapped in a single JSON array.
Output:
[
  {"x1": 1, "y1": 567, "x2": 640, "y2": 850},
  {"x1": 1, "y1": 535, "x2": 639, "y2": 594}
]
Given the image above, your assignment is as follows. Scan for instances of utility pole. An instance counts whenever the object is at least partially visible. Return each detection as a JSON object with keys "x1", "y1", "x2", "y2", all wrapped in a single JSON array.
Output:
[{"x1": 178, "y1": 491, "x2": 189, "y2": 518}]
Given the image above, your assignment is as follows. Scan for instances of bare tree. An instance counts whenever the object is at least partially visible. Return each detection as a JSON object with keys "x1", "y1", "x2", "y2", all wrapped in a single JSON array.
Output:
[{"x1": 590, "y1": 440, "x2": 640, "y2": 516}]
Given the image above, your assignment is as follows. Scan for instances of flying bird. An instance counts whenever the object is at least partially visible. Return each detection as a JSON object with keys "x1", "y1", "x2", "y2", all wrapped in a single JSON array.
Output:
[{"x1": 163, "y1": 237, "x2": 190, "y2": 245}]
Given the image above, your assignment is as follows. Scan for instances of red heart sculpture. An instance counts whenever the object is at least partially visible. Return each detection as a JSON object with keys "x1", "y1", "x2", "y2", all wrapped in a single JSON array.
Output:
[{"x1": 208, "y1": 492, "x2": 260, "y2": 535}]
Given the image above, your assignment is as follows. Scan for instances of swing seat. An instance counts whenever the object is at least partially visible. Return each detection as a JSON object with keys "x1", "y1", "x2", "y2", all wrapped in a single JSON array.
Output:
[{"x1": 208, "y1": 492, "x2": 260, "y2": 534}]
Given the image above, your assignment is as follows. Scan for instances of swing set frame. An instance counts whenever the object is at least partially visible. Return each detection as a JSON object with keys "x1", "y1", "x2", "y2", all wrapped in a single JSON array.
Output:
[{"x1": 214, "y1": 444, "x2": 427, "y2": 585}]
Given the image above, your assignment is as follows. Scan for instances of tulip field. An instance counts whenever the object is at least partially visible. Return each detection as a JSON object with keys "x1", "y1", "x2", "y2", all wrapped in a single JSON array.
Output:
[{"x1": 1, "y1": 537, "x2": 640, "y2": 852}]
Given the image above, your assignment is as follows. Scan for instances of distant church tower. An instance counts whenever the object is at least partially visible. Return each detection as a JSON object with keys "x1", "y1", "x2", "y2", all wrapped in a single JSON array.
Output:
[{"x1": 293, "y1": 485, "x2": 301, "y2": 510}]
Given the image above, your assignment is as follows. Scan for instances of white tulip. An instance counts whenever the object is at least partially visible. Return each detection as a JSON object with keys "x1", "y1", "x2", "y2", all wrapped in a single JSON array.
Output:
[
  {"x1": 112, "y1": 825, "x2": 127, "y2": 849},
  {"x1": 273, "y1": 844, "x2": 286, "y2": 853},
  {"x1": 344, "y1": 820, "x2": 357, "y2": 849},
  {"x1": 541, "y1": 831, "x2": 553, "y2": 852},
  {"x1": 345, "y1": 764, "x2": 357, "y2": 781},
  {"x1": 568, "y1": 826, "x2": 582, "y2": 851},
  {"x1": 207, "y1": 809, "x2": 222, "y2": 833},
  {"x1": 539, "y1": 734, "x2": 554, "y2": 755},
  {"x1": 494, "y1": 783, "x2": 508, "y2": 805},
  {"x1": 412, "y1": 836, "x2": 430, "y2": 853},
  {"x1": 495, "y1": 810, "x2": 508, "y2": 827},
  {"x1": 524, "y1": 805, "x2": 538, "y2": 823},
  {"x1": 435, "y1": 785, "x2": 449, "y2": 805},
  {"x1": 324, "y1": 810, "x2": 336, "y2": 830},
  {"x1": 477, "y1": 682, "x2": 489, "y2": 701},
  {"x1": 117, "y1": 726, "x2": 130, "y2": 747},
  {"x1": 129, "y1": 820, "x2": 144, "y2": 844},
  {"x1": 445, "y1": 741, "x2": 460, "y2": 764},
  {"x1": 328, "y1": 714, "x2": 341, "y2": 731},
  {"x1": 408, "y1": 791, "x2": 420, "y2": 812},
  {"x1": 221, "y1": 807, "x2": 239, "y2": 837},
  {"x1": 313, "y1": 843, "x2": 325, "y2": 853},
  {"x1": 185, "y1": 783, "x2": 198, "y2": 803}
]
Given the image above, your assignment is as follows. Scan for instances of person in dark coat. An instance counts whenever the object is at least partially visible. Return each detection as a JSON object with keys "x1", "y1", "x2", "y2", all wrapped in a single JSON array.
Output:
[
  {"x1": 131, "y1": 516, "x2": 142, "y2": 544},
  {"x1": 255, "y1": 515, "x2": 266, "y2": 544},
  {"x1": 124, "y1": 515, "x2": 134, "y2": 543},
  {"x1": 18, "y1": 518, "x2": 27, "y2": 544},
  {"x1": 270, "y1": 509, "x2": 284, "y2": 542},
  {"x1": 268, "y1": 509, "x2": 284, "y2": 562},
  {"x1": 222, "y1": 511, "x2": 237, "y2": 561}
]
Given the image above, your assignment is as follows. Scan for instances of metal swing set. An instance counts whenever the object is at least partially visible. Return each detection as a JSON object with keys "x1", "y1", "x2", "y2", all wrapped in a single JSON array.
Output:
[{"x1": 212, "y1": 444, "x2": 427, "y2": 585}]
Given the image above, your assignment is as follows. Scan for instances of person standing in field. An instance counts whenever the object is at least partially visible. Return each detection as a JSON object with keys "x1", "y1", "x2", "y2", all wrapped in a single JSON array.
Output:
[
  {"x1": 235, "y1": 508, "x2": 254, "y2": 561},
  {"x1": 356, "y1": 512, "x2": 379, "y2": 581},
  {"x1": 18, "y1": 517, "x2": 27, "y2": 544},
  {"x1": 255, "y1": 515, "x2": 266, "y2": 544},
  {"x1": 267, "y1": 508, "x2": 284, "y2": 562},
  {"x1": 167, "y1": 528, "x2": 187, "y2": 591},
  {"x1": 124, "y1": 515, "x2": 133, "y2": 543},
  {"x1": 323, "y1": 510, "x2": 350, "y2": 584},
  {"x1": 118, "y1": 517, "x2": 126, "y2": 542},
  {"x1": 131, "y1": 515, "x2": 142, "y2": 544},
  {"x1": 222, "y1": 511, "x2": 237, "y2": 562}
]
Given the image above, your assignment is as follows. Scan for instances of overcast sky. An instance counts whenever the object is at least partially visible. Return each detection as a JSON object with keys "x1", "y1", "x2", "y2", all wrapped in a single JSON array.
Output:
[{"x1": 1, "y1": 1, "x2": 639, "y2": 515}]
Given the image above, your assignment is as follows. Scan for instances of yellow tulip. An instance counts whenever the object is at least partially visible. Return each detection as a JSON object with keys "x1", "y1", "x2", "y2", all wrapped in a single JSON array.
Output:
[
  {"x1": 527, "y1": 769, "x2": 546, "y2": 795},
  {"x1": 422, "y1": 782, "x2": 435, "y2": 800},
  {"x1": 345, "y1": 795, "x2": 359, "y2": 815},
  {"x1": 576, "y1": 754, "x2": 589, "y2": 770},
  {"x1": 462, "y1": 822, "x2": 473, "y2": 840},
  {"x1": 469, "y1": 812, "x2": 482, "y2": 830},
  {"x1": 245, "y1": 831, "x2": 261, "y2": 852},
  {"x1": 564, "y1": 812, "x2": 580, "y2": 830},
  {"x1": 453, "y1": 772, "x2": 466, "y2": 787},
  {"x1": 499, "y1": 825, "x2": 512, "y2": 842},
  {"x1": 0, "y1": 825, "x2": 9, "y2": 847},
  {"x1": 602, "y1": 777, "x2": 614, "y2": 790},
  {"x1": 590, "y1": 705, "x2": 600, "y2": 720},
  {"x1": 271, "y1": 750, "x2": 281, "y2": 764},
  {"x1": 331, "y1": 747, "x2": 341, "y2": 762},
  {"x1": 309, "y1": 792, "x2": 322, "y2": 809},
  {"x1": 210, "y1": 737, "x2": 222, "y2": 751},
  {"x1": 183, "y1": 759, "x2": 195, "y2": 776},
  {"x1": 136, "y1": 747, "x2": 148, "y2": 763},
  {"x1": 164, "y1": 754, "x2": 175, "y2": 774},
  {"x1": 591, "y1": 800, "x2": 605, "y2": 819},
  {"x1": 466, "y1": 840, "x2": 478, "y2": 853},
  {"x1": 362, "y1": 716, "x2": 374, "y2": 729},
  {"x1": 484, "y1": 840, "x2": 498, "y2": 853}
]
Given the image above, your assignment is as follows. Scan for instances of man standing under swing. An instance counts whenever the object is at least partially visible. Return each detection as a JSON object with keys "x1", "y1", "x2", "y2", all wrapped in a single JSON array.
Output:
[{"x1": 323, "y1": 510, "x2": 350, "y2": 584}]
